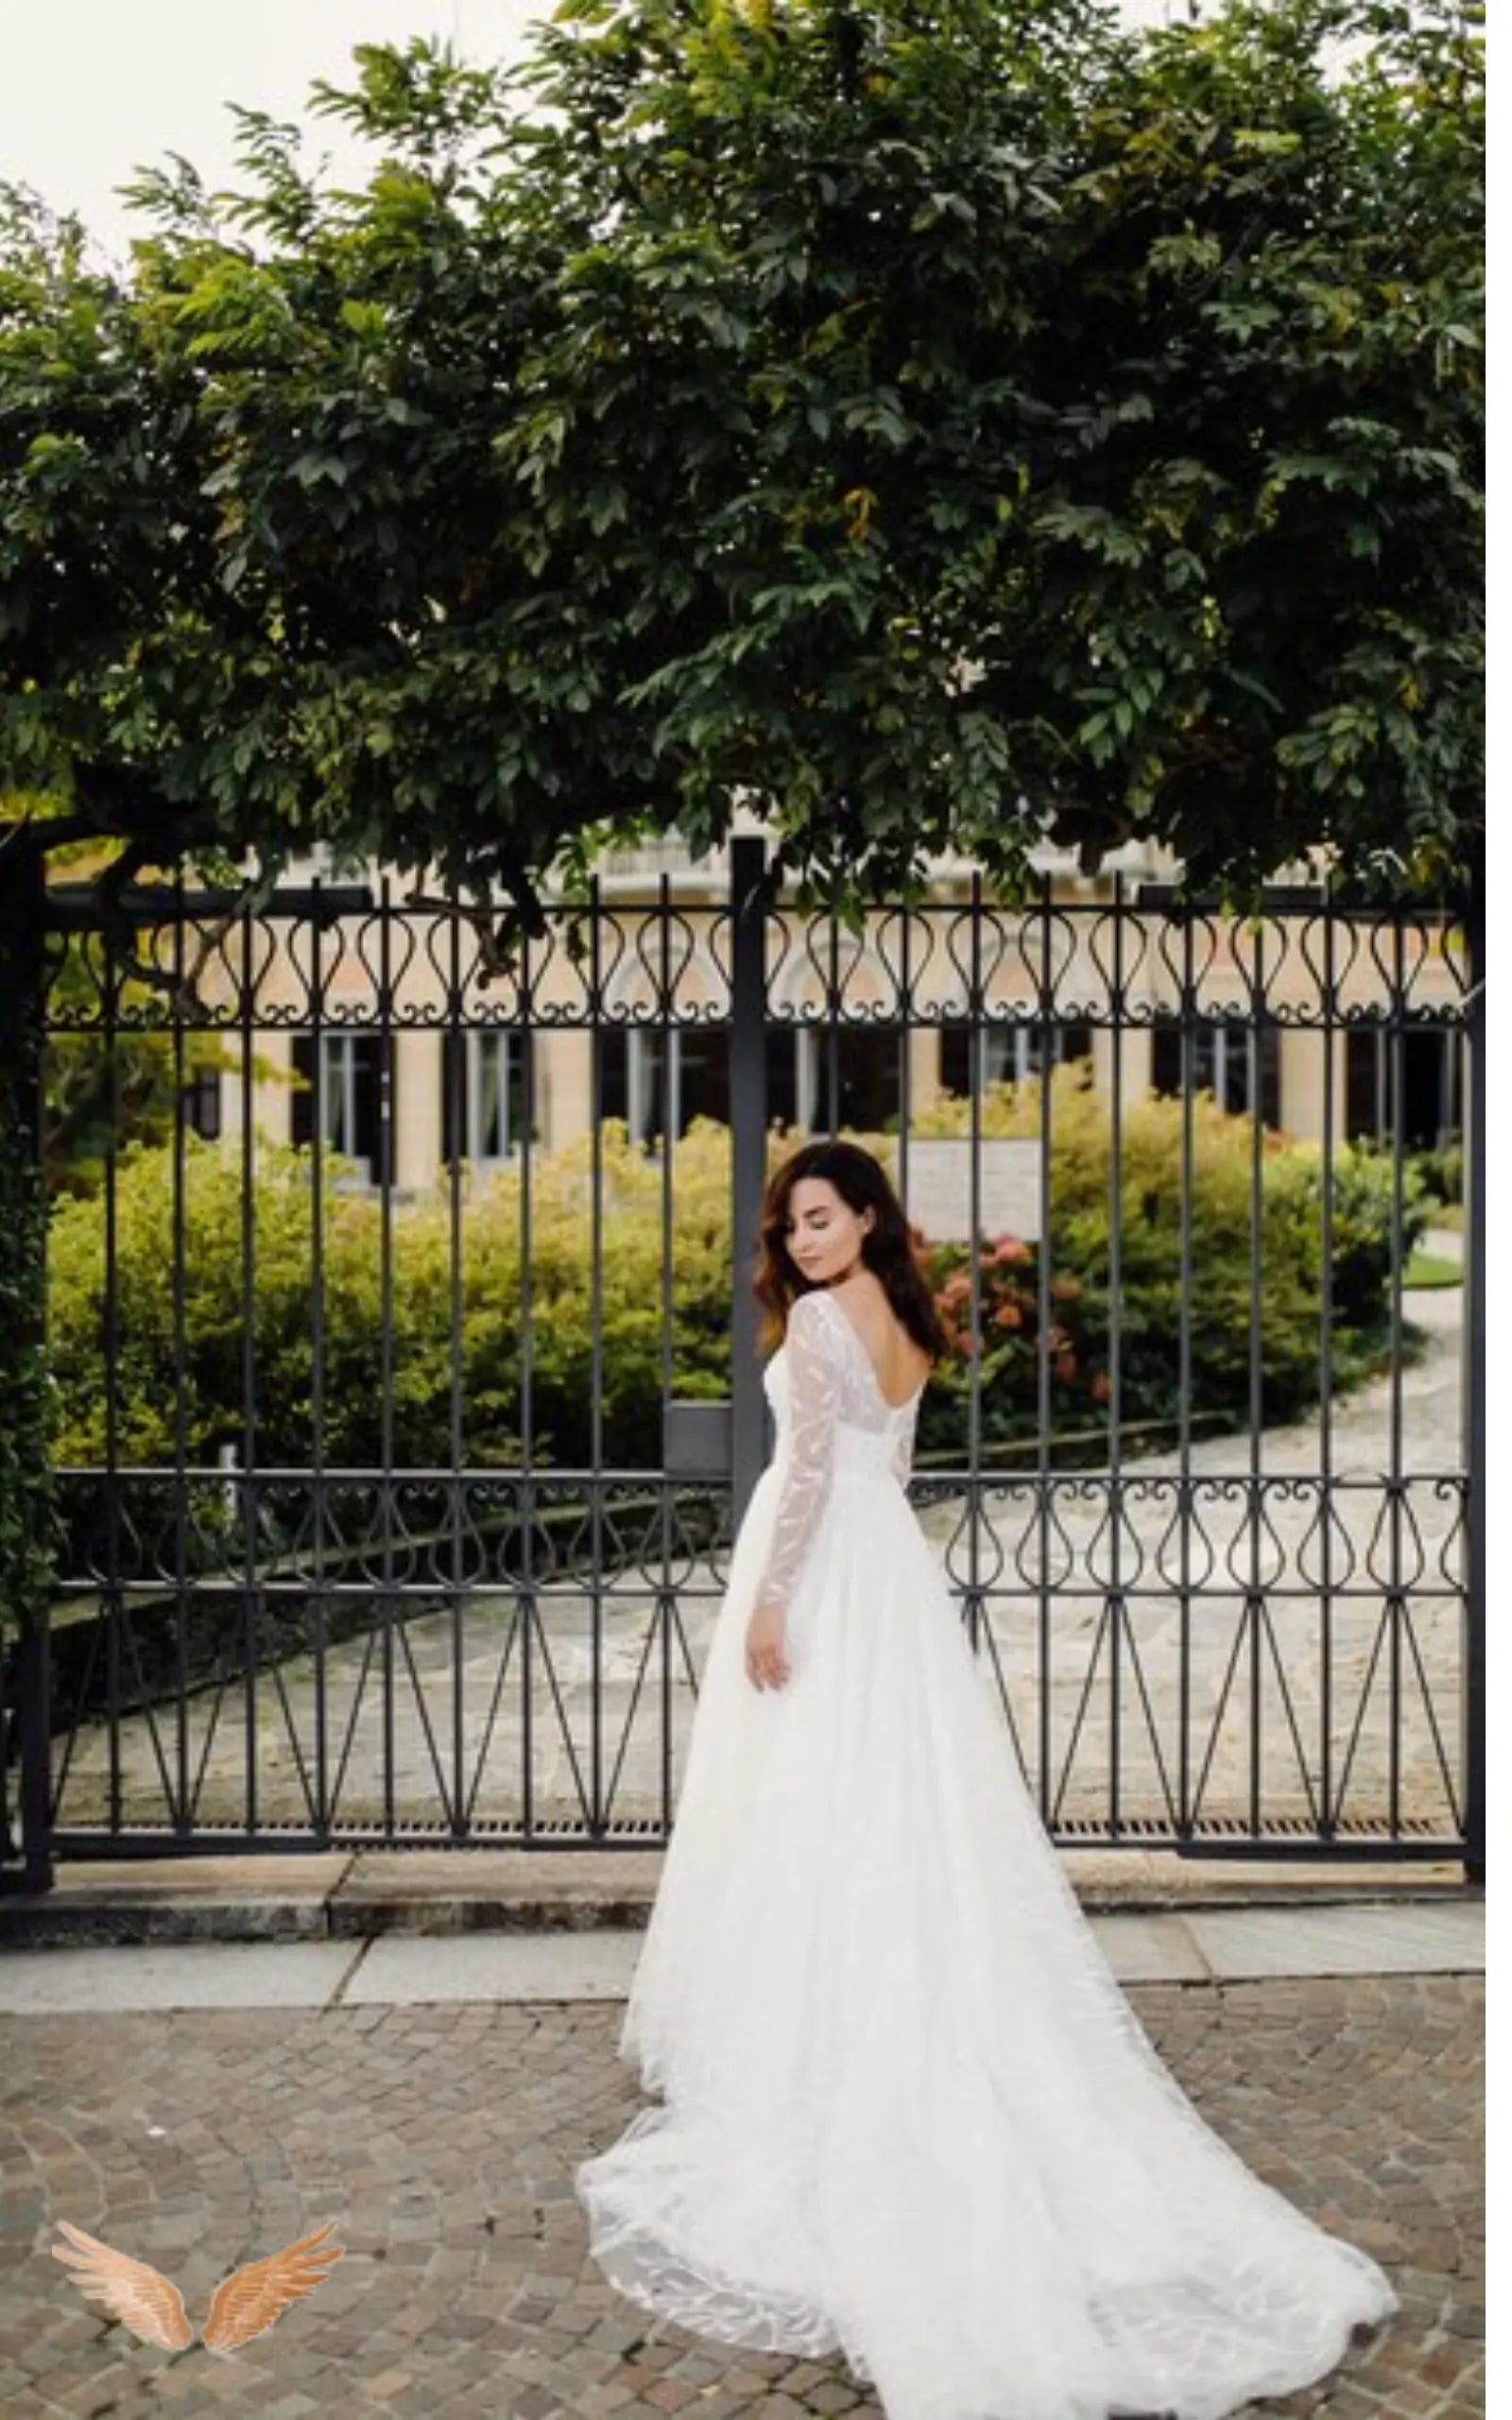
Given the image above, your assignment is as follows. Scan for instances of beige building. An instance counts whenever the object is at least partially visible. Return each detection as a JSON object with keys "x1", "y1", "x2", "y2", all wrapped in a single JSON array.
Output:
[{"x1": 193, "y1": 828, "x2": 1466, "y2": 1194}]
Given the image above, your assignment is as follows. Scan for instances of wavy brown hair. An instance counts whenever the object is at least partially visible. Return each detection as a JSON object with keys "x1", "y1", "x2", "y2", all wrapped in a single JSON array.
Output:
[{"x1": 752, "y1": 1140, "x2": 947, "y2": 1364}]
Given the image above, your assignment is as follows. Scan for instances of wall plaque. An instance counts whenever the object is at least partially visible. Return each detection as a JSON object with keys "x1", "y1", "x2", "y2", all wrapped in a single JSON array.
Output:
[{"x1": 903, "y1": 1137, "x2": 1043, "y2": 1244}]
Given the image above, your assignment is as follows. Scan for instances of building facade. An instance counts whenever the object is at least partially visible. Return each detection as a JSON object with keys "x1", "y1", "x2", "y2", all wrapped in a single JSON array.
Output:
[{"x1": 183, "y1": 830, "x2": 1464, "y2": 1194}]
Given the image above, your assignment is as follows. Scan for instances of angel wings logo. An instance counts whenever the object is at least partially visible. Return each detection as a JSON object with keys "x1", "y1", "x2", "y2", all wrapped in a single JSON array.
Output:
[{"x1": 52, "y1": 2218, "x2": 345, "y2": 2353}]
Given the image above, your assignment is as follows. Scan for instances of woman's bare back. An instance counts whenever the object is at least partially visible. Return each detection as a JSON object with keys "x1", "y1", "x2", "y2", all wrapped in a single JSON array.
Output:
[{"x1": 827, "y1": 1270, "x2": 932, "y2": 1408}]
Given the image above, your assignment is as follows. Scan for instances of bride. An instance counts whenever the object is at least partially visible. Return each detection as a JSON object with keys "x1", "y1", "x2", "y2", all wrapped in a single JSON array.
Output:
[{"x1": 575, "y1": 1138, "x2": 1397, "y2": 2420}]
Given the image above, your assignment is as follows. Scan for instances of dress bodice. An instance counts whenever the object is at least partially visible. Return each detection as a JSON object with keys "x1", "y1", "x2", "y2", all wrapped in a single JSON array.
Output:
[
  {"x1": 764, "y1": 1340, "x2": 918, "y2": 1477},
  {"x1": 753, "y1": 1287, "x2": 922, "y2": 1613}
]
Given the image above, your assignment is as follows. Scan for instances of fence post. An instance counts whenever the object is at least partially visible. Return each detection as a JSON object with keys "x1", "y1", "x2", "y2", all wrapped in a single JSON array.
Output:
[
  {"x1": 0, "y1": 842, "x2": 54, "y2": 1893},
  {"x1": 729, "y1": 835, "x2": 769, "y2": 1533},
  {"x1": 1461, "y1": 877, "x2": 1485, "y2": 1887}
]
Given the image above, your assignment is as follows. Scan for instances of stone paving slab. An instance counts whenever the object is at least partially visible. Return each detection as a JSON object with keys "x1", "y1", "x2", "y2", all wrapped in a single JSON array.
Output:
[
  {"x1": 0, "y1": 1942, "x2": 362, "y2": 2015},
  {"x1": 345, "y1": 1931, "x2": 645, "y2": 2006},
  {"x1": 0, "y1": 1900, "x2": 1485, "y2": 2019},
  {"x1": 1184, "y1": 1899, "x2": 1486, "y2": 1981},
  {"x1": 338, "y1": 1911, "x2": 1225, "y2": 2000},
  {"x1": 0, "y1": 1974, "x2": 1483, "y2": 2419}
]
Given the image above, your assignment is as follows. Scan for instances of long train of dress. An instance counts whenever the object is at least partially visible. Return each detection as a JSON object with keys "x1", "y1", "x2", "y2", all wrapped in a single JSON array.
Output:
[{"x1": 576, "y1": 1288, "x2": 1397, "y2": 2419}]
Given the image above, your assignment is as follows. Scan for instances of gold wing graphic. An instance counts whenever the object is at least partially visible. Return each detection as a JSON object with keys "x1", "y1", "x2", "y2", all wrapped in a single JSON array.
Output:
[
  {"x1": 199, "y1": 2220, "x2": 344, "y2": 2353},
  {"x1": 51, "y1": 2221, "x2": 194, "y2": 2350}
]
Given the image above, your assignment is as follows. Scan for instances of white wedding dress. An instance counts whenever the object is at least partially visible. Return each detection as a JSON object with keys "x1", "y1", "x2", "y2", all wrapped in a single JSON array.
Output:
[{"x1": 575, "y1": 1286, "x2": 1397, "y2": 2420}]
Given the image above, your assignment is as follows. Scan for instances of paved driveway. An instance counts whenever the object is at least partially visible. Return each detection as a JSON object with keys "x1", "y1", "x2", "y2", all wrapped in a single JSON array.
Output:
[{"x1": 0, "y1": 1966, "x2": 1483, "y2": 2419}]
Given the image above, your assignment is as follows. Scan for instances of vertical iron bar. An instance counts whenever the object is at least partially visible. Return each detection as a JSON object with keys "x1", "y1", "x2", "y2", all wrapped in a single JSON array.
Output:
[
  {"x1": 1248, "y1": 932, "x2": 1265, "y2": 1839},
  {"x1": 1177, "y1": 911, "x2": 1195, "y2": 1837},
  {"x1": 1387, "y1": 915, "x2": 1405, "y2": 1836},
  {"x1": 730, "y1": 836, "x2": 768, "y2": 1532},
  {"x1": 237, "y1": 893, "x2": 259, "y2": 1834},
  {"x1": 1319, "y1": 895, "x2": 1337, "y2": 1840},
  {"x1": 378, "y1": 879, "x2": 397, "y2": 1837},
  {"x1": 967, "y1": 873, "x2": 983, "y2": 1657},
  {"x1": 1036, "y1": 874, "x2": 1055, "y2": 1824},
  {"x1": 1461, "y1": 887, "x2": 1485, "y2": 1882},
  {"x1": 310, "y1": 886, "x2": 330, "y2": 1836},
  {"x1": 589, "y1": 880, "x2": 605, "y2": 1832},
  {"x1": 104, "y1": 921, "x2": 123, "y2": 1832},
  {"x1": 171, "y1": 878, "x2": 190, "y2": 1833},
  {"x1": 660, "y1": 876, "x2": 676, "y2": 1833},
  {"x1": 826, "y1": 906, "x2": 841, "y2": 1135},
  {"x1": 897, "y1": 906, "x2": 912, "y2": 1211},
  {"x1": 1107, "y1": 877, "x2": 1124, "y2": 1836},
  {"x1": 447, "y1": 897, "x2": 466, "y2": 1838},
  {"x1": 519, "y1": 925, "x2": 536, "y2": 1842}
]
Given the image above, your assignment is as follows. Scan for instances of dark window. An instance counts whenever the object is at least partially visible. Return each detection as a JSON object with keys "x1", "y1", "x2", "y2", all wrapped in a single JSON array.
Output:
[
  {"x1": 1346, "y1": 1026, "x2": 1462, "y2": 1151},
  {"x1": 1150, "y1": 1019, "x2": 1281, "y2": 1130},
  {"x1": 598, "y1": 1027, "x2": 730, "y2": 1150},
  {"x1": 768, "y1": 1025, "x2": 904, "y2": 1135},
  {"x1": 180, "y1": 1066, "x2": 221, "y2": 1140},
  {"x1": 441, "y1": 1029, "x2": 533, "y2": 1164},
  {"x1": 290, "y1": 1031, "x2": 393, "y2": 1184},
  {"x1": 939, "y1": 1020, "x2": 1093, "y2": 1097},
  {"x1": 768, "y1": 1027, "x2": 799, "y2": 1132}
]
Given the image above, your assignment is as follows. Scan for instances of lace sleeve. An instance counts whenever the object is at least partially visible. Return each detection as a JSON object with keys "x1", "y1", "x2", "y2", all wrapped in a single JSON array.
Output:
[
  {"x1": 890, "y1": 1416, "x2": 915, "y2": 1490},
  {"x1": 753, "y1": 1292, "x2": 841, "y2": 1615}
]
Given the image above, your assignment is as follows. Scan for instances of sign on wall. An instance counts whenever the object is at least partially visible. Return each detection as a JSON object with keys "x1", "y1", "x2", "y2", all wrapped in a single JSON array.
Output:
[{"x1": 902, "y1": 1137, "x2": 1043, "y2": 1245}]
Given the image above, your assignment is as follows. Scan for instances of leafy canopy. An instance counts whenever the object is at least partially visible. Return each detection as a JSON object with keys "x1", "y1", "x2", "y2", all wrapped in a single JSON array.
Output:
[{"x1": 0, "y1": 0, "x2": 1484, "y2": 939}]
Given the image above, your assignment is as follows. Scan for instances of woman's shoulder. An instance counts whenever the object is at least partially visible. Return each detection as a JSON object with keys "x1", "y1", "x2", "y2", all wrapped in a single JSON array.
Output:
[{"x1": 786, "y1": 1286, "x2": 835, "y2": 1328}]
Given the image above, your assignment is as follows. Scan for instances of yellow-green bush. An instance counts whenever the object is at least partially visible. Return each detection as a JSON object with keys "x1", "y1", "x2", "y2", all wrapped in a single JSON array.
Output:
[
  {"x1": 44, "y1": 1078, "x2": 1421, "y2": 1477},
  {"x1": 44, "y1": 1119, "x2": 739, "y2": 1472}
]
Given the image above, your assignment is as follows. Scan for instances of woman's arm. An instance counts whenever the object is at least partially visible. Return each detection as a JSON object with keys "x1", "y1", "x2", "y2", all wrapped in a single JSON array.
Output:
[
  {"x1": 751, "y1": 1290, "x2": 841, "y2": 1616},
  {"x1": 890, "y1": 1417, "x2": 915, "y2": 1489}
]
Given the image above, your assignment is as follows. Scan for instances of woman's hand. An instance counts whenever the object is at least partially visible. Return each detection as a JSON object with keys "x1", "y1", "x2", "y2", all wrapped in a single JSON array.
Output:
[{"x1": 745, "y1": 1598, "x2": 790, "y2": 1692}]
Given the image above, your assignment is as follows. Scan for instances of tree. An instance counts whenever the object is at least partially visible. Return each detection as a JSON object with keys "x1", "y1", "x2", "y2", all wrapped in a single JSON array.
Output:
[
  {"x1": 0, "y1": 0, "x2": 1484, "y2": 933},
  {"x1": 0, "y1": 0, "x2": 1484, "y2": 1651}
]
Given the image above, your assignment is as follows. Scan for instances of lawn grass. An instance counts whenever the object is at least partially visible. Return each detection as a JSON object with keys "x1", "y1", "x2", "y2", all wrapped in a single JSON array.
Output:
[{"x1": 1402, "y1": 1252, "x2": 1463, "y2": 1289}]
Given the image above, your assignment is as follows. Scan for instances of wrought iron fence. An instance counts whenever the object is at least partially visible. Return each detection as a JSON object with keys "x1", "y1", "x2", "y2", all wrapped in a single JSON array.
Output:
[{"x1": 0, "y1": 837, "x2": 1484, "y2": 1883}]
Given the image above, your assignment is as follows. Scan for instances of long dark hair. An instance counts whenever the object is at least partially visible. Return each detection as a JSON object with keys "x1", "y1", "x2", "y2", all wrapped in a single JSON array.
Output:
[{"x1": 752, "y1": 1139, "x2": 947, "y2": 1365}]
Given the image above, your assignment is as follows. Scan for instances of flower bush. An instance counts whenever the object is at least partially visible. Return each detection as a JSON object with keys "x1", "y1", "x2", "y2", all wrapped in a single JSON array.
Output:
[{"x1": 904, "y1": 1063, "x2": 1429, "y2": 1462}]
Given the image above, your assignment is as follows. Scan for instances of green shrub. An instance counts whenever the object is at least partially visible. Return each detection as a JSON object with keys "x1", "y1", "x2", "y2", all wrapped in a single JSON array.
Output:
[
  {"x1": 44, "y1": 1120, "x2": 740, "y2": 1474},
  {"x1": 904, "y1": 1063, "x2": 1430, "y2": 1457},
  {"x1": 1405, "y1": 1140, "x2": 1464, "y2": 1211},
  {"x1": 44, "y1": 1078, "x2": 1424, "y2": 1480}
]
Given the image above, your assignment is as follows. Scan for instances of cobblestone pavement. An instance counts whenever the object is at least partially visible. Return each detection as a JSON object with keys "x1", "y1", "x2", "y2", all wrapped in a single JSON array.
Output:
[{"x1": 0, "y1": 1973, "x2": 1482, "y2": 2420}]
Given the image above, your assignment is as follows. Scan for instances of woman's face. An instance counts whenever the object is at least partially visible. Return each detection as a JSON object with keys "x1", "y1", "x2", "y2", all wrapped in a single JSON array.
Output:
[{"x1": 783, "y1": 1176, "x2": 875, "y2": 1286}]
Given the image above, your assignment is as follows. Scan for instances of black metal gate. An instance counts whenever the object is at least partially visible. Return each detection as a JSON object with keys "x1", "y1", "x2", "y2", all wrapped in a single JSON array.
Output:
[{"x1": 1, "y1": 838, "x2": 1485, "y2": 1884}]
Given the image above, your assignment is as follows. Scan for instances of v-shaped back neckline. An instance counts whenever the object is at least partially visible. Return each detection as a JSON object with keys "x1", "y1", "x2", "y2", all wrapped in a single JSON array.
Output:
[{"x1": 813, "y1": 1287, "x2": 927, "y2": 1414}]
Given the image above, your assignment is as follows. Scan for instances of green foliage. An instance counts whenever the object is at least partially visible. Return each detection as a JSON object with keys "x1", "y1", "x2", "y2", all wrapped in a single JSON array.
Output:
[
  {"x1": 43, "y1": 1121, "x2": 740, "y2": 1472},
  {"x1": 44, "y1": 1088, "x2": 1422, "y2": 1481},
  {"x1": 1405, "y1": 1138, "x2": 1463, "y2": 1209},
  {"x1": 0, "y1": 0, "x2": 1482, "y2": 933},
  {"x1": 42, "y1": 943, "x2": 251, "y2": 1199},
  {"x1": 1, "y1": 0, "x2": 1482, "y2": 1625},
  {"x1": 909, "y1": 1063, "x2": 1429, "y2": 1452}
]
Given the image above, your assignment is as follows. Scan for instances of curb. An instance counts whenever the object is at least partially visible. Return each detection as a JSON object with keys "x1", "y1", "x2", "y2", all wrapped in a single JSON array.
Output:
[{"x1": 0, "y1": 1848, "x2": 1478, "y2": 1951}]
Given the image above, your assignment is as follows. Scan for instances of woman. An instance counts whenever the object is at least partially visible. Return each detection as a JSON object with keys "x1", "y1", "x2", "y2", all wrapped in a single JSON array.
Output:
[{"x1": 576, "y1": 1139, "x2": 1396, "y2": 2420}]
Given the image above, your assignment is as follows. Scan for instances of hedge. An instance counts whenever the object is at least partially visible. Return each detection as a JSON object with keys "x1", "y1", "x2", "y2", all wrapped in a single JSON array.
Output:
[{"x1": 44, "y1": 1066, "x2": 1426, "y2": 1478}]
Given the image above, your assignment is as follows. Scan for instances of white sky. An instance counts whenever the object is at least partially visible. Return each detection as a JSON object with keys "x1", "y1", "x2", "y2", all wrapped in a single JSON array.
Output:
[
  {"x1": 1, "y1": 0, "x2": 1189, "y2": 261},
  {"x1": 0, "y1": 1, "x2": 552, "y2": 260}
]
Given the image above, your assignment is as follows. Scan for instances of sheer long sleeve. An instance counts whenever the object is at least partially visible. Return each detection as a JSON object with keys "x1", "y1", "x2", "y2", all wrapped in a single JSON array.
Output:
[
  {"x1": 890, "y1": 1414, "x2": 916, "y2": 1489},
  {"x1": 753, "y1": 1292, "x2": 842, "y2": 1615}
]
